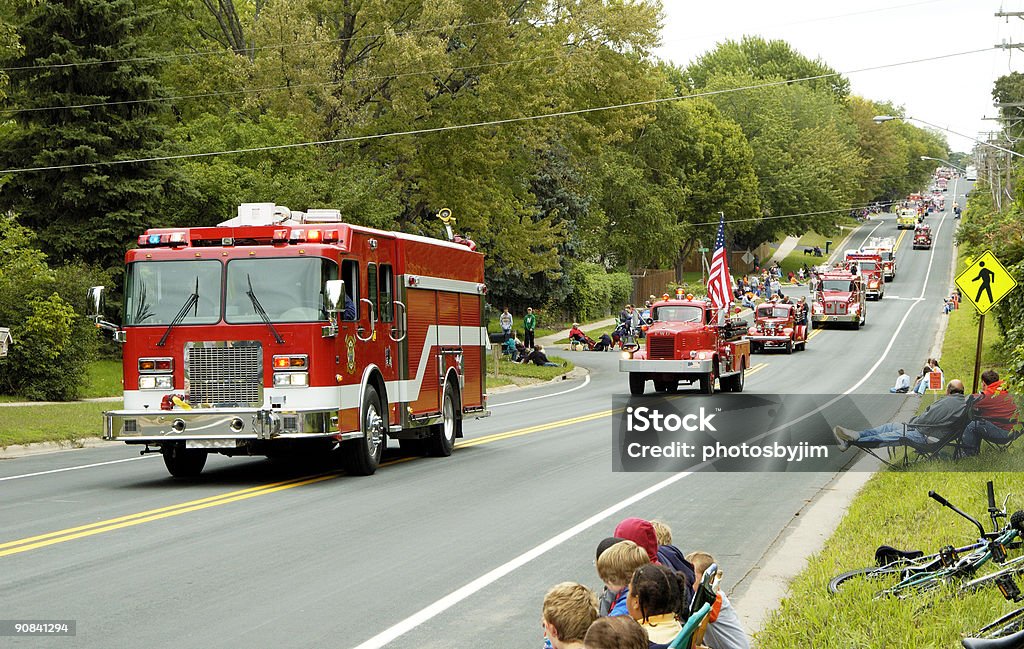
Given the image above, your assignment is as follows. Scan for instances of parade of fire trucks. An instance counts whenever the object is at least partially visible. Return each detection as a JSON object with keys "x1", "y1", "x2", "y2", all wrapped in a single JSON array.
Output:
[{"x1": 83, "y1": 166, "x2": 959, "y2": 470}]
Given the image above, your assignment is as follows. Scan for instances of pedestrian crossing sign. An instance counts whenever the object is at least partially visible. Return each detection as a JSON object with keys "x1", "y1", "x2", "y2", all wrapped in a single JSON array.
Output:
[{"x1": 955, "y1": 250, "x2": 1018, "y2": 314}]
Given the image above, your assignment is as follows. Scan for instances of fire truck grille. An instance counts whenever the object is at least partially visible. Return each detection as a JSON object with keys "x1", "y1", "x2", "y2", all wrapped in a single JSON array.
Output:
[
  {"x1": 647, "y1": 337, "x2": 676, "y2": 360},
  {"x1": 185, "y1": 341, "x2": 263, "y2": 407}
]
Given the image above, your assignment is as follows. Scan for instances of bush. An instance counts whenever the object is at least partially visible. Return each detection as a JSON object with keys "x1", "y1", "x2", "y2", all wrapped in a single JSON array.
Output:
[
  {"x1": 566, "y1": 262, "x2": 634, "y2": 321},
  {"x1": 0, "y1": 216, "x2": 98, "y2": 400}
]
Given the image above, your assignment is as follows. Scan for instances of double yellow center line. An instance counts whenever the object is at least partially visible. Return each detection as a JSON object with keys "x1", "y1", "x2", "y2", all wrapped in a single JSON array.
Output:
[{"x1": 2, "y1": 363, "x2": 774, "y2": 558}]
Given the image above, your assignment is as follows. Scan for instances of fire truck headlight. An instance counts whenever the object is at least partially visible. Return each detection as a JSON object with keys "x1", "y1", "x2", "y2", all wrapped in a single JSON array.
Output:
[
  {"x1": 621, "y1": 351, "x2": 632, "y2": 360},
  {"x1": 747, "y1": 327, "x2": 756, "y2": 335},
  {"x1": 274, "y1": 372, "x2": 309, "y2": 387},
  {"x1": 139, "y1": 375, "x2": 173, "y2": 390}
]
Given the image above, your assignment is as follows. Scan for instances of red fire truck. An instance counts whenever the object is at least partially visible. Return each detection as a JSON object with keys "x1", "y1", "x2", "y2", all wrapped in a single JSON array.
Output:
[
  {"x1": 862, "y1": 236, "x2": 896, "y2": 280},
  {"x1": 913, "y1": 223, "x2": 933, "y2": 249},
  {"x1": 619, "y1": 298, "x2": 750, "y2": 395},
  {"x1": 811, "y1": 269, "x2": 867, "y2": 329},
  {"x1": 744, "y1": 302, "x2": 808, "y2": 354},
  {"x1": 89, "y1": 203, "x2": 489, "y2": 478},
  {"x1": 843, "y1": 251, "x2": 885, "y2": 300}
]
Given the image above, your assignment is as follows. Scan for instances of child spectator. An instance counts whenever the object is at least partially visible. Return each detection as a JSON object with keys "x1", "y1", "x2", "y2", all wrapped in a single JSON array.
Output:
[
  {"x1": 614, "y1": 517, "x2": 696, "y2": 604},
  {"x1": 596, "y1": 540, "x2": 650, "y2": 617},
  {"x1": 650, "y1": 520, "x2": 672, "y2": 546},
  {"x1": 626, "y1": 564, "x2": 687, "y2": 648},
  {"x1": 542, "y1": 582, "x2": 599, "y2": 649},
  {"x1": 595, "y1": 537, "x2": 625, "y2": 615},
  {"x1": 583, "y1": 616, "x2": 647, "y2": 649},
  {"x1": 686, "y1": 551, "x2": 751, "y2": 649}
]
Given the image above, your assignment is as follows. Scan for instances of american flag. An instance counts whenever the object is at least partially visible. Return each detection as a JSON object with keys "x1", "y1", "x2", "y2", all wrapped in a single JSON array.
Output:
[{"x1": 707, "y1": 213, "x2": 732, "y2": 310}]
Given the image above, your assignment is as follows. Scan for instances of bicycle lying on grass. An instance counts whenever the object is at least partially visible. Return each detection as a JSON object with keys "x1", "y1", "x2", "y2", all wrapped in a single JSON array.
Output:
[{"x1": 829, "y1": 481, "x2": 1024, "y2": 598}]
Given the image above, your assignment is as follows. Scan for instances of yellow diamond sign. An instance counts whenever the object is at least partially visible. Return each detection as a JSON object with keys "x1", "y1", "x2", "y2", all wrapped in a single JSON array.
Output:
[{"x1": 955, "y1": 250, "x2": 1018, "y2": 314}]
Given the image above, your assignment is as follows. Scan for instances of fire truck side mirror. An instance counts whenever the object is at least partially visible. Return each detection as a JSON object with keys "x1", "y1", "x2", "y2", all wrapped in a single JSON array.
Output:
[
  {"x1": 322, "y1": 280, "x2": 344, "y2": 338},
  {"x1": 87, "y1": 285, "x2": 124, "y2": 341}
]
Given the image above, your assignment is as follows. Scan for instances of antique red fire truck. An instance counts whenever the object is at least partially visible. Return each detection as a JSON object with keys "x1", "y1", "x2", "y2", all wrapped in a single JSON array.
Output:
[
  {"x1": 744, "y1": 302, "x2": 808, "y2": 354},
  {"x1": 843, "y1": 251, "x2": 885, "y2": 300},
  {"x1": 913, "y1": 223, "x2": 933, "y2": 249},
  {"x1": 811, "y1": 268, "x2": 867, "y2": 329},
  {"x1": 862, "y1": 236, "x2": 896, "y2": 280},
  {"x1": 89, "y1": 203, "x2": 489, "y2": 477},
  {"x1": 619, "y1": 298, "x2": 750, "y2": 395}
]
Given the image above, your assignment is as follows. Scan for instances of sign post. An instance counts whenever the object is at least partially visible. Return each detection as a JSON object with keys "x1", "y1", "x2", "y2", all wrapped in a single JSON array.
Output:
[
  {"x1": 954, "y1": 250, "x2": 1018, "y2": 393},
  {"x1": 698, "y1": 246, "x2": 710, "y2": 286}
]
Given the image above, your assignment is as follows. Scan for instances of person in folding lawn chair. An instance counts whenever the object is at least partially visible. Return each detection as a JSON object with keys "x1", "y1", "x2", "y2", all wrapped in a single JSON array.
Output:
[
  {"x1": 832, "y1": 381, "x2": 970, "y2": 451},
  {"x1": 962, "y1": 370, "x2": 1020, "y2": 456}
]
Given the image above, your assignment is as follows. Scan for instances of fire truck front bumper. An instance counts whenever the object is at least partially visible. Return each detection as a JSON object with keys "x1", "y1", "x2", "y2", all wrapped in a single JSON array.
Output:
[
  {"x1": 744, "y1": 334, "x2": 791, "y2": 345},
  {"x1": 813, "y1": 313, "x2": 859, "y2": 324},
  {"x1": 103, "y1": 407, "x2": 352, "y2": 443},
  {"x1": 619, "y1": 358, "x2": 714, "y2": 374}
]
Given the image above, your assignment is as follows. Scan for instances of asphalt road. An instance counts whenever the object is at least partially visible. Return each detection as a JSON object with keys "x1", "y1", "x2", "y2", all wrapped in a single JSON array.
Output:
[{"x1": 0, "y1": 184, "x2": 965, "y2": 649}]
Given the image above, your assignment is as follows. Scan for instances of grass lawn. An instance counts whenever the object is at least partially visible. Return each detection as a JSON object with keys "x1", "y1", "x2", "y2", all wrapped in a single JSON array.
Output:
[
  {"x1": 0, "y1": 401, "x2": 109, "y2": 447},
  {"x1": 485, "y1": 354, "x2": 573, "y2": 390},
  {"x1": 776, "y1": 228, "x2": 857, "y2": 277},
  {"x1": 81, "y1": 358, "x2": 123, "y2": 398},
  {"x1": 757, "y1": 248, "x2": 1018, "y2": 648}
]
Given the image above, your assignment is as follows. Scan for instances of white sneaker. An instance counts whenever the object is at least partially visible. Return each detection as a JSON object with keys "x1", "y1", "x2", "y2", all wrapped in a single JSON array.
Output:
[{"x1": 832, "y1": 426, "x2": 859, "y2": 451}]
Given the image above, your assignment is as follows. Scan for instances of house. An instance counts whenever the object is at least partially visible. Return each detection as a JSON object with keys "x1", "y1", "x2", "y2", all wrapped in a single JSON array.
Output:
[{"x1": 0, "y1": 327, "x2": 11, "y2": 357}]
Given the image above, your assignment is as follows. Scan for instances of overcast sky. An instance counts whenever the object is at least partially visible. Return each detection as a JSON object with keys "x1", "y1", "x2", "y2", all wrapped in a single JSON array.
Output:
[{"x1": 655, "y1": 0, "x2": 1024, "y2": 154}]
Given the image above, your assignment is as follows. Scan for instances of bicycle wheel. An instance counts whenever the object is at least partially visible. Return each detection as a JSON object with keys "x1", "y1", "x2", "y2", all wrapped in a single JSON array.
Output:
[
  {"x1": 828, "y1": 565, "x2": 907, "y2": 594},
  {"x1": 977, "y1": 607, "x2": 1024, "y2": 639}
]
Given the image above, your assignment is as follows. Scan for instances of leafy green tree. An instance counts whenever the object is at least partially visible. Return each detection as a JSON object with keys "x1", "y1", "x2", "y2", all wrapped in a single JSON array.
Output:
[{"x1": 0, "y1": 0, "x2": 178, "y2": 268}]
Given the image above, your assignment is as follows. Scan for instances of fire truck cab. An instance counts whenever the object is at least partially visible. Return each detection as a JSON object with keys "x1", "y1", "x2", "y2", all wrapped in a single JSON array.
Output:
[
  {"x1": 811, "y1": 269, "x2": 867, "y2": 329},
  {"x1": 619, "y1": 299, "x2": 750, "y2": 395},
  {"x1": 90, "y1": 203, "x2": 489, "y2": 478},
  {"x1": 843, "y1": 252, "x2": 885, "y2": 300},
  {"x1": 897, "y1": 208, "x2": 917, "y2": 230},
  {"x1": 913, "y1": 223, "x2": 933, "y2": 249},
  {"x1": 744, "y1": 302, "x2": 808, "y2": 354},
  {"x1": 862, "y1": 236, "x2": 896, "y2": 280}
]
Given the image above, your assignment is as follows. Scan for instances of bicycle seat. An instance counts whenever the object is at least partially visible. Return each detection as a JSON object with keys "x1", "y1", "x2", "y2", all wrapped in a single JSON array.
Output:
[
  {"x1": 962, "y1": 628, "x2": 1024, "y2": 649},
  {"x1": 875, "y1": 545, "x2": 924, "y2": 566}
]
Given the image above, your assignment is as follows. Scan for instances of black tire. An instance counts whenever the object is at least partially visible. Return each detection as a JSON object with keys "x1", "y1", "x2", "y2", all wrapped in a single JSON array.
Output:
[
  {"x1": 698, "y1": 372, "x2": 715, "y2": 395},
  {"x1": 827, "y1": 565, "x2": 905, "y2": 595},
  {"x1": 785, "y1": 340, "x2": 793, "y2": 355},
  {"x1": 343, "y1": 385, "x2": 385, "y2": 476},
  {"x1": 629, "y1": 373, "x2": 646, "y2": 395},
  {"x1": 427, "y1": 383, "x2": 460, "y2": 457},
  {"x1": 162, "y1": 444, "x2": 207, "y2": 478},
  {"x1": 721, "y1": 366, "x2": 745, "y2": 393},
  {"x1": 975, "y1": 607, "x2": 1024, "y2": 639}
]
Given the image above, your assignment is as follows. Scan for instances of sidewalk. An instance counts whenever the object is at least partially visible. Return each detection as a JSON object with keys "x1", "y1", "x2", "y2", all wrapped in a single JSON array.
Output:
[{"x1": 768, "y1": 236, "x2": 801, "y2": 264}]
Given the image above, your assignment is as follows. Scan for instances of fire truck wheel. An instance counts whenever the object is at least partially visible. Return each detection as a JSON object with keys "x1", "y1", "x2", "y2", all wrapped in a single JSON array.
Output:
[
  {"x1": 721, "y1": 366, "x2": 744, "y2": 393},
  {"x1": 427, "y1": 384, "x2": 460, "y2": 457},
  {"x1": 161, "y1": 444, "x2": 207, "y2": 478},
  {"x1": 785, "y1": 340, "x2": 793, "y2": 355},
  {"x1": 628, "y1": 373, "x2": 647, "y2": 395},
  {"x1": 344, "y1": 386, "x2": 385, "y2": 476},
  {"x1": 698, "y1": 373, "x2": 715, "y2": 395}
]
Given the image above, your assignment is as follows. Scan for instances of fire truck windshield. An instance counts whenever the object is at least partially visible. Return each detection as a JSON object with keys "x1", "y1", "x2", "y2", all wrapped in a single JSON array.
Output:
[
  {"x1": 226, "y1": 258, "x2": 337, "y2": 323},
  {"x1": 653, "y1": 305, "x2": 703, "y2": 323},
  {"x1": 820, "y1": 280, "x2": 856, "y2": 292},
  {"x1": 757, "y1": 305, "x2": 791, "y2": 319},
  {"x1": 856, "y1": 261, "x2": 877, "y2": 272},
  {"x1": 124, "y1": 260, "x2": 221, "y2": 325}
]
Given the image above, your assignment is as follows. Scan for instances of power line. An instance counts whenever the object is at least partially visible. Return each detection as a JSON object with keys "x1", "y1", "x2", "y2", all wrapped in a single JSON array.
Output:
[
  {"x1": 0, "y1": 52, "x2": 570, "y2": 115},
  {"x1": 0, "y1": 18, "x2": 512, "y2": 72},
  {"x1": 0, "y1": 46, "x2": 994, "y2": 175}
]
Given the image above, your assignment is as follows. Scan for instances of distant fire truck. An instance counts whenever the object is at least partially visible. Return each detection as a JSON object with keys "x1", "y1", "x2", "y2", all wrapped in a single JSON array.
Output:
[
  {"x1": 744, "y1": 302, "x2": 808, "y2": 354},
  {"x1": 913, "y1": 223, "x2": 933, "y2": 249},
  {"x1": 862, "y1": 236, "x2": 896, "y2": 280},
  {"x1": 811, "y1": 268, "x2": 867, "y2": 329},
  {"x1": 89, "y1": 203, "x2": 489, "y2": 478},
  {"x1": 619, "y1": 298, "x2": 750, "y2": 395},
  {"x1": 843, "y1": 251, "x2": 885, "y2": 300}
]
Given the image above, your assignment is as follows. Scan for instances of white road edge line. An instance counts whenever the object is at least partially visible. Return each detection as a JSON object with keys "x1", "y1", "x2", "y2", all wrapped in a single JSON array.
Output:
[
  {"x1": 0, "y1": 455, "x2": 156, "y2": 482},
  {"x1": 490, "y1": 374, "x2": 591, "y2": 408},
  {"x1": 350, "y1": 199, "x2": 952, "y2": 649}
]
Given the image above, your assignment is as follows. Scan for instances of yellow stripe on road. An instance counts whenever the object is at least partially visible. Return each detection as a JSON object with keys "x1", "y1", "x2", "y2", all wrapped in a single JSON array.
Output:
[
  {"x1": 893, "y1": 228, "x2": 908, "y2": 253},
  {"x1": 807, "y1": 329, "x2": 823, "y2": 340},
  {"x1": 745, "y1": 362, "x2": 768, "y2": 377}
]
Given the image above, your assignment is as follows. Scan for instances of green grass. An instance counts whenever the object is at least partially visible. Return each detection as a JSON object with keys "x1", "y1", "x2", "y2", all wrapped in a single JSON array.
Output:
[
  {"x1": 756, "y1": 472, "x2": 1024, "y2": 648},
  {"x1": 0, "y1": 401, "x2": 109, "y2": 447},
  {"x1": 554, "y1": 324, "x2": 617, "y2": 345},
  {"x1": 757, "y1": 247, "x2": 1017, "y2": 648},
  {"x1": 776, "y1": 228, "x2": 857, "y2": 278},
  {"x1": 81, "y1": 358, "x2": 123, "y2": 398},
  {"x1": 484, "y1": 354, "x2": 573, "y2": 390}
]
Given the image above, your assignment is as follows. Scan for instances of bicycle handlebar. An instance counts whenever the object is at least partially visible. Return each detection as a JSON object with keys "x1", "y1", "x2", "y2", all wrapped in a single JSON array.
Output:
[
  {"x1": 989, "y1": 481, "x2": 997, "y2": 510},
  {"x1": 931, "y1": 490, "x2": 988, "y2": 539}
]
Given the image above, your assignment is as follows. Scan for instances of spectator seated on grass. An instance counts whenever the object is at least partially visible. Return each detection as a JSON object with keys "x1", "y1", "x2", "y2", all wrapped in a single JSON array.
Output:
[
  {"x1": 583, "y1": 616, "x2": 647, "y2": 649},
  {"x1": 522, "y1": 344, "x2": 560, "y2": 367},
  {"x1": 596, "y1": 540, "x2": 650, "y2": 617},
  {"x1": 626, "y1": 564, "x2": 687, "y2": 649},
  {"x1": 962, "y1": 370, "x2": 1021, "y2": 456}
]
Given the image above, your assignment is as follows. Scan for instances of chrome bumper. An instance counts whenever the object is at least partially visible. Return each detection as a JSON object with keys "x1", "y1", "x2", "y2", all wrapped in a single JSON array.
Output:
[
  {"x1": 813, "y1": 313, "x2": 859, "y2": 323},
  {"x1": 103, "y1": 407, "x2": 352, "y2": 443},
  {"x1": 744, "y1": 335, "x2": 791, "y2": 344},
  {"x1": 619, "y1": 358, "x2": 713, "y2": 373}
]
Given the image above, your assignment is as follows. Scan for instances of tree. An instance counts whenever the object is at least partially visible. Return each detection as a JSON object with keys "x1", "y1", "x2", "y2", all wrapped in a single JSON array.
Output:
[{"x1": 0, "y1": 0, "x2": 178, "y2": 268}]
